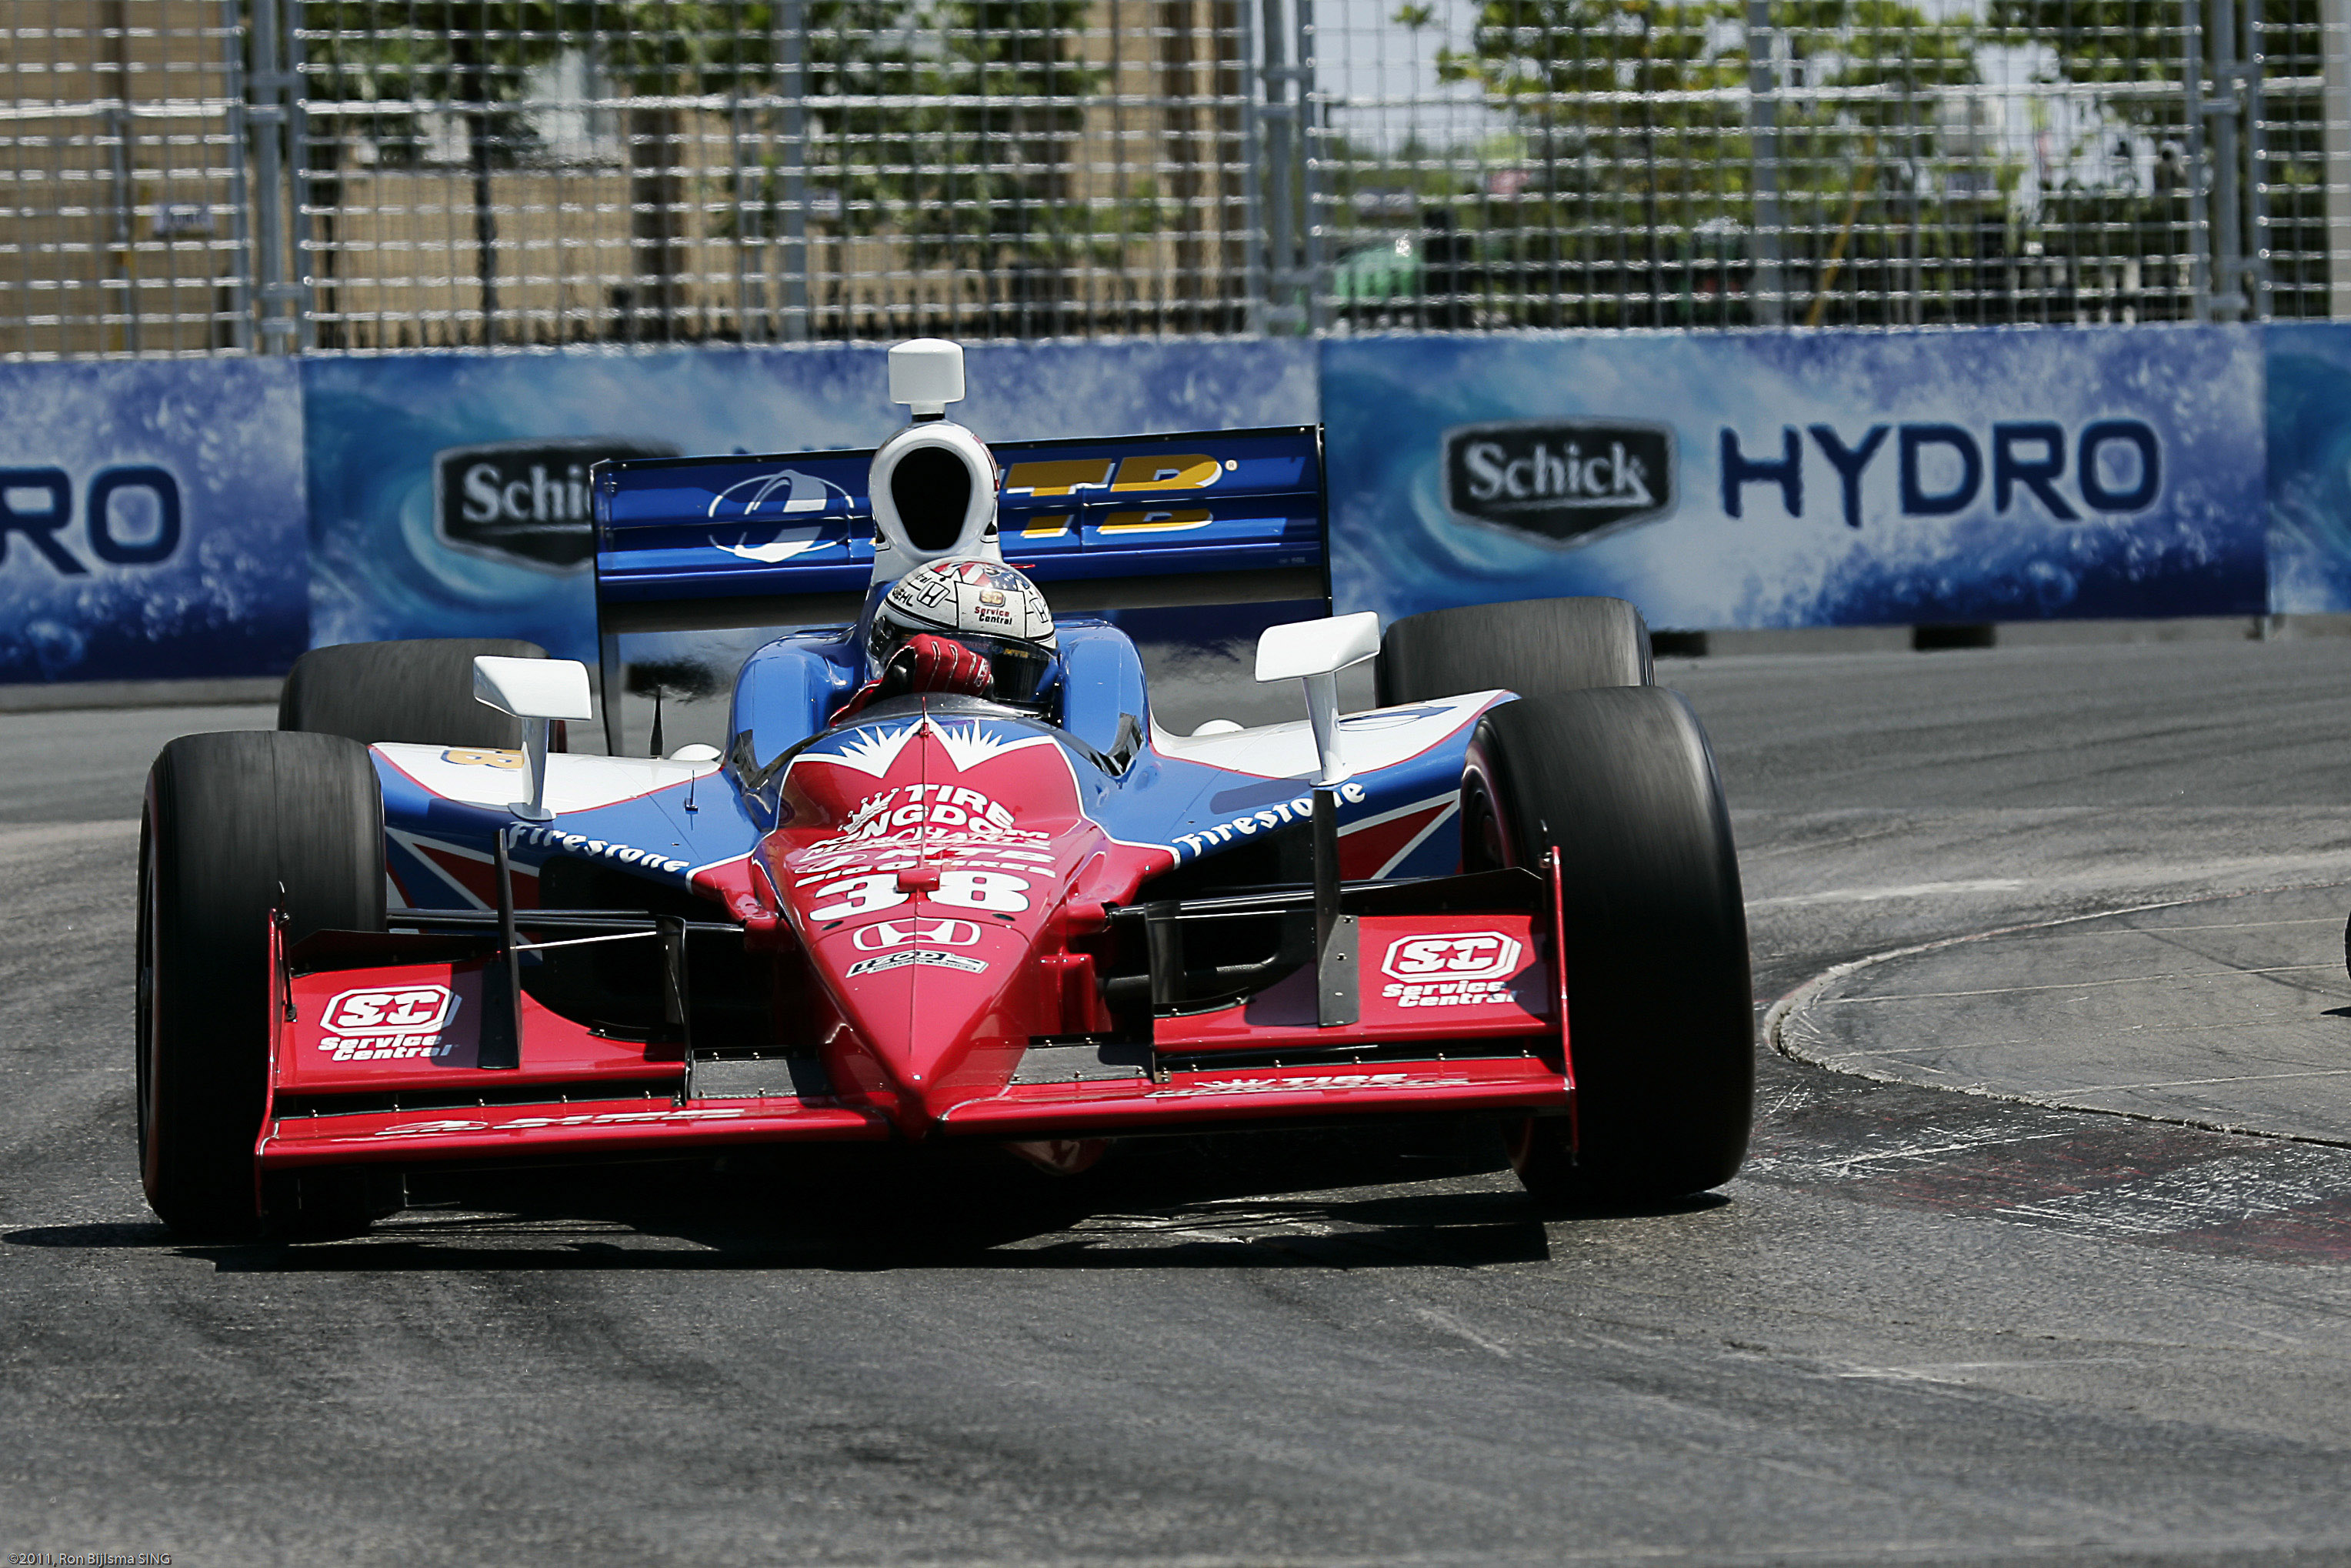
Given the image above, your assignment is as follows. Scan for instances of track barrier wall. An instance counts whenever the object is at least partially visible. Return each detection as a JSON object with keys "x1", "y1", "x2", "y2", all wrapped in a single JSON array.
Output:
[
  {"x1": 0, "y1": 359, "x2": 309, "y2": 684},
  {"x1": 4, "y1": 325, "x2": 2349, "y2": 688},
  {"x1": 1326, "y1": 326, "x2": 2271, "y2": 629}
]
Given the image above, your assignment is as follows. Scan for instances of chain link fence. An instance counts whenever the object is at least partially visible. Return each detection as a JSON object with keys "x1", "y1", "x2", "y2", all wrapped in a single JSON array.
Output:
[
  {"x1": 5, "y1": 0, "x2": 2347, "y2": 355},
  {"x1": 3, "y1": 0, "x2": 255, "y2": 354}
]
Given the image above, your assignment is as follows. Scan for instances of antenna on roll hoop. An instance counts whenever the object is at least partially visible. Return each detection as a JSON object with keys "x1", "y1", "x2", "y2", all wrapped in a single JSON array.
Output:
[{"x1": 889, "y1": 338, "x2": 965, "y2": 422}]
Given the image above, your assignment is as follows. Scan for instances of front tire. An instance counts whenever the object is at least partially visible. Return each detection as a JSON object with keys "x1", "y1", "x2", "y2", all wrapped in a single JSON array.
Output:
[
  {"x1": 1376, "y1": 596, "x2": 1652, "y2": 706},
  {"x1": 278, "y1": 636, "x2": 548, "y2": 749},
  {"x1": 1463, "y1": 689, "x2": 1753, "y2": 1205},
  {"x1": 138, "y1": 732, "x2": 387, "y2": 1237}
]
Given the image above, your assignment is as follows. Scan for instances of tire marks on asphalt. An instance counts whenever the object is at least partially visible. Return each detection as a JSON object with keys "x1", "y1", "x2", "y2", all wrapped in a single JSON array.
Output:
[{"x1": 1744, "y1": 1058, "x2": 2351, "y2": 1266}]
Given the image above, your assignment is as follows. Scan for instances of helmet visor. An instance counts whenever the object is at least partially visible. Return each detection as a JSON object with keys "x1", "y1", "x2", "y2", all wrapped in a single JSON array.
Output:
[{"x1": 982, "y1": 639, "x2": 1059, "y2": 705}]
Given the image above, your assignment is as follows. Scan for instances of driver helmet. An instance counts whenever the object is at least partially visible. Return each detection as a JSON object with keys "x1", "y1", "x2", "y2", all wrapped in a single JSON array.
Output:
[{"x1": 868, "y1": 556, "x2": 1061, "y2": 706}]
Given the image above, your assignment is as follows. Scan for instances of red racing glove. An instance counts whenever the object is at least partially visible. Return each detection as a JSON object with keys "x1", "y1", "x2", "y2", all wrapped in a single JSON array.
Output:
[
  {"x1": 891, "y1": 632, "x2": 995, "y2": 697},
  {"x1": 832, "y1": 632, "x2": 995, "y2": 722}
]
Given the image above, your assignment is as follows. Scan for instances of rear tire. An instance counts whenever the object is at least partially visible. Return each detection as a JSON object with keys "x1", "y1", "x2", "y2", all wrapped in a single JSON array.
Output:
[
  {"x1": 138, "y1": 732, "x2": 388, "y2": 1238},
  {"x1": 1462, "y1": 689, "x2": 1753, "y2": 1205},
  {"x1": 1376, "y1": 596, "x2": 1652, "y2": 706},
  {"x1": 279, "y1": 637, "x2": 547, "y2": 749}
]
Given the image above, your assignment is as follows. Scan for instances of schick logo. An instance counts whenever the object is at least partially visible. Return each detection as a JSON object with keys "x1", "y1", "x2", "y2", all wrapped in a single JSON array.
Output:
[
  {"x1": 1442, "y1": 420, "x2": 1676, "y2": 545},
  {"x1": 435, "y1": 438, "x2": 676, "y2": 572}
]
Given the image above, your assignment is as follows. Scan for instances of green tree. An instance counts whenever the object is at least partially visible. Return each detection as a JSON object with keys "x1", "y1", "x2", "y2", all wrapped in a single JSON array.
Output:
[
  {"x1": 793, "y1": 0, "x2": 1104, "y2": 332},
  {"x1": 1985, "y1": 0, "x2": 2331, "y2": 315},
  {"x1": 1433, "y1": 0, "x2": 1979, "y2": 325}
]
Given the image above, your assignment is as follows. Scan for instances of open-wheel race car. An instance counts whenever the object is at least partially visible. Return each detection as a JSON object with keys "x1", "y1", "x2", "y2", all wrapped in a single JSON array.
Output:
[{"x1": 137, "y1": 340, "x2": 1755, "y2": 1238}]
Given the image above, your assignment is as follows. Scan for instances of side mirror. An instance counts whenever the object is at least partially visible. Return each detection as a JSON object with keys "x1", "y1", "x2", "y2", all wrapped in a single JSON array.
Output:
[
  {"x1": 1256, "y1": 612, "x2": 1381, "y2": 785},
  {"x1": 473, "y1": 656, "x2": 594, "y2": 821}
]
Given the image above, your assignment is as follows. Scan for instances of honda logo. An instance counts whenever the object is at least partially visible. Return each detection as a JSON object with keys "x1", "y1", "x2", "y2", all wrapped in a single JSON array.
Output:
[{"x1": 852, "y1": 917, "x2": 982, "y2": 951}]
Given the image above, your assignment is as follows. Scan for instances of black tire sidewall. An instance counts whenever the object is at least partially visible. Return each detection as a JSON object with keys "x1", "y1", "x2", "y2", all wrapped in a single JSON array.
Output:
[
  {"x1": 1378, "y1": 596, "x2": 1653, "y2": 706},
  {"x1": 139, "y1": 731, "x2": 385, "y2": 1236},
  {"x1": 279, "y1": 637, "x2": 547, "y2": 749},
  {"x1": 1469, "y1": 689, "x2": 1754, "y2": 1201}
]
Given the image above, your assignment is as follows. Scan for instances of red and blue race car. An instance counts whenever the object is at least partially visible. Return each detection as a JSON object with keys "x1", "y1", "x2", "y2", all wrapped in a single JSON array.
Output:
[{"x1": 137, "y1": 340, "x2": 1754, "y2": 1238}]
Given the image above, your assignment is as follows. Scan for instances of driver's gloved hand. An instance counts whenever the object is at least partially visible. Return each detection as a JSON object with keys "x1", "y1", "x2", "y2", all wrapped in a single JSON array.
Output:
[
  {"x1": 833, "y1": 632, "x2": 996, "y2": 722},
  {"x1": 888, "y1": 633, "x2": 995, "y2": 697}
]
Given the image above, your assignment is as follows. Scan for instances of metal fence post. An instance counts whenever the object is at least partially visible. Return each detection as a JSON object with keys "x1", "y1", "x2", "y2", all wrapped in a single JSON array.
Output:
[
  {"x1": 778, "y1": 0, "x2": 809, "y2": 342},
  {"x1": 245, "y1": 0, "x2": 300, "y2": 352},
  {"x1": 1296, "y1": 0, "x2": 1329, "y2": 332},
  {"x1": 2327, "y1": 0, "x2": 2351, "y2": 317},
  {"x1": 2243, "y1": 0, "x2": 2273, "y2": 319},
  {"x1": 1746, "y1": 0, "x2": 1785, "y2": 326},
  {"x1": 102, "y1": 0, "x2": 138, "y2": 354},
  {"x1": 2185, "y1": 0, "x2": 2216, "y2": 319},
  {"x1": 285, "y1": 0, "x2": 315, "y2": 349},
  {"x1": 1241, "y1": 0, "x2": 1268, "y2": 334},
  {"x1": 2208, "y1": 0, "x2": 2247, "y2": 317},
  {"x1": 219, "y1": 0, "x2": 254, "y2": 350},
  {"x1": 1256, "y1": 0, "x2": 1302, "y2": 332}
]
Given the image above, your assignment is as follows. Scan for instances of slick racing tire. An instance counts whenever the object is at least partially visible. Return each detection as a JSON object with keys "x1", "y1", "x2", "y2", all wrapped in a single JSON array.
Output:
[
  {"x1": 1462, "y1": 689, "x2": 1753, "y2": 1206},
  {"x1": 278, "y1": 636, "x2": 549, "y2": 749},
  {"x1": 138, "y1": 731, "x2": 388, "y2": 1239},
  {"x1": 1375, "y1": 596, "x2": 1652, "y2": 707}
]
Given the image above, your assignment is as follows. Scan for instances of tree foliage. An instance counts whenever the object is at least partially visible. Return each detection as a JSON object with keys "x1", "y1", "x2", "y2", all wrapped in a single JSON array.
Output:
[
  {"x1": 1433, "y1": 0, "x2": 1979, "y2": 226},
  {"x1": 801, "y1": 0, "x2": 1104, "y2": 272}
]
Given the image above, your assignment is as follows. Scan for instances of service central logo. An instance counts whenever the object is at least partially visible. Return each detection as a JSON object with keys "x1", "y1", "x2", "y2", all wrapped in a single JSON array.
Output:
[
  {"x1": 1442, "y1": 419, "x2": 1675, "y2": 546},
  {"x1": 434, "y1": 437, "x2": 678, "y2": 572}
]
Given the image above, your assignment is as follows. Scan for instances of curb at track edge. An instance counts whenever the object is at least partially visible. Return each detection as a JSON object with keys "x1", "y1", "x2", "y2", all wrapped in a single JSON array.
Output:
[{"x1": 1758, "y1": 878, "x2": 2351, "y2": 1153}]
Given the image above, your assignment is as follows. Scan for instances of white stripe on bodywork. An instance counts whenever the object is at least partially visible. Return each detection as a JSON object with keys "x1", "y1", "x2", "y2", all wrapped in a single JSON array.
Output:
[
  {"x1": 376, "y1": 744, "x2": 715, "y2": 815},
  {"x1": 1149, "y1": 693, "x2": 1502, "y2": 782}
]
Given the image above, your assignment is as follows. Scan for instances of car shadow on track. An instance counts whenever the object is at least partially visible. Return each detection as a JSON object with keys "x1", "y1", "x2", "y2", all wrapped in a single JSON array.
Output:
[{"x1": 5, "y1": 1126, "x2": 1731, "y2": 1273}]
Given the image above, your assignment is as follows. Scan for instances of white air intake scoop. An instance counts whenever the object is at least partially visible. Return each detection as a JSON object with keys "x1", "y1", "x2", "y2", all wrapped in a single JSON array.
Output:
[
  {"x1": 869, "y1": 338, "x2": 1000, "y2": 585},
  {"x1": 869, "y1": 419, "x2": 1001, "y2": 584}
]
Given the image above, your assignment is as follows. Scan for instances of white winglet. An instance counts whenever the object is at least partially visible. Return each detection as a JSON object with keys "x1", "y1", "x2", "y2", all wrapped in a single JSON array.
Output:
[
  {"x1": 1254, "y1": 612, "x2": 1382, "y2": 786},
  {"x1": 472, "y1": 656, "x2": 594, "y2": 722},
  {"x1": 472, "y1": 656, "x2": 595, "y2": 821},
  {"x1": 1255, "y1": 612, "x2": 1382, "y2": 684}
]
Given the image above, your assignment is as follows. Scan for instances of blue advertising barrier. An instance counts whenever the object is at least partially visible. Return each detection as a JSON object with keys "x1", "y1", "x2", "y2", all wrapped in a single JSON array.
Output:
[
  {"x1": 9, "y1": 325, "x2": 2346, "y2": 694},
  {"x1": 0, "y1": 359, "x2": 308, "y2": 682},
  {"x1": 2265, "y1": 322, "x2": 2351, "y2": 616},
  {"x1": 1322, "y1": 326, "x2": 2269, "y2": 629},
  {"x1": 302, "y1": 339, "x2": 1318, "y2": 662}
]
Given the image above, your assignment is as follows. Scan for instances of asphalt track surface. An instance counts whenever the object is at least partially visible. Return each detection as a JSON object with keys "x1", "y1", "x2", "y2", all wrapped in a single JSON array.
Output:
[{"x1": 6, "y1": 640, "x2": 2351, "y2": 1566}]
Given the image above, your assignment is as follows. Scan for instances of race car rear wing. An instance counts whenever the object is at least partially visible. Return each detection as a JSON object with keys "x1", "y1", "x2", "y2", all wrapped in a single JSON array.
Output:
[{"x1": 590, "y1": 424, "x2": 1327, "y2": 639}]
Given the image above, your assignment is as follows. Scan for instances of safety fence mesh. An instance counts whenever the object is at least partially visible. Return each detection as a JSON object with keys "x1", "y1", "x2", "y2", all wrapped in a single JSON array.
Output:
[{"x1": 4, "y1": 0, "x2": 2346, "y2": 355}]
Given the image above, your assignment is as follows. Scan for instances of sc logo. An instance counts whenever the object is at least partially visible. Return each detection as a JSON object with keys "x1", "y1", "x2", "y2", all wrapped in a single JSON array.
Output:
[{"x1": 0, "y1": 465, "x2": 182, "y2": 573}]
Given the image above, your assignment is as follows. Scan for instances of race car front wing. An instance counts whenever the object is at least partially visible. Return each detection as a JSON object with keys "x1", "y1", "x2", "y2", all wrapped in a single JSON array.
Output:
[{"x1": 254, "y1": 855, "x2": 1576, "y2": 1183}]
